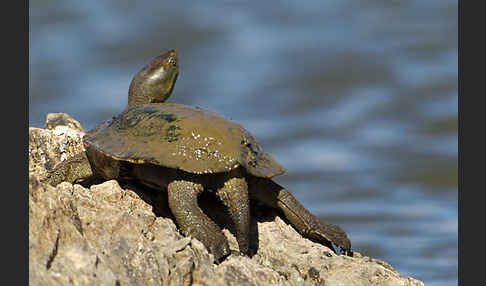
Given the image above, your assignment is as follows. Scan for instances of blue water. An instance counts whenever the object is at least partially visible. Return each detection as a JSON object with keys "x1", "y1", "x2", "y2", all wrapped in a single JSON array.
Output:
[{"x1": 30, "y1": 1, "x2": 458, "y2": 284}]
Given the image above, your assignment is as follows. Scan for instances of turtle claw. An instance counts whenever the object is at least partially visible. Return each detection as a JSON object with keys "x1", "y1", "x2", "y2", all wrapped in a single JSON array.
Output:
[
  {"x1": 209, "y1": 241, "x2": 231, "y2": 263},
  {"x1": 309, "y1": 221, "x2": 351, "y2": 255}
]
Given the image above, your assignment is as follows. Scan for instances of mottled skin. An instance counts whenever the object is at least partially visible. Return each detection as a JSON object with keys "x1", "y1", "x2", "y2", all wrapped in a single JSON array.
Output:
[{"x1": 44, "y1": 50, "x2": 351, "y2": 261}]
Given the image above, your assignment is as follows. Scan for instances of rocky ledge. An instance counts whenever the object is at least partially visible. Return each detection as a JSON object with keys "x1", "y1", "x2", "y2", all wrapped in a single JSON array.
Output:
[{"x1": 29, "y1": 113, "x2": 424, "y2": 286}]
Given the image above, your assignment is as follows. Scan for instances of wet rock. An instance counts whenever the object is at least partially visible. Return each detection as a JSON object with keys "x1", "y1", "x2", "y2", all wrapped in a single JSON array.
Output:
[{"x1": 29, "y1": 113, "x2": 425, "y2": 286}]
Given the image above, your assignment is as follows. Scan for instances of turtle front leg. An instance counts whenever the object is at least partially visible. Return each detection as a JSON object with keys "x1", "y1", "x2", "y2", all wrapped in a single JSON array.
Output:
[
  {"x1": 248, "y1": 177, "x2": 351, "y2": 255},
  {"x1": 42, "y1": 152, "x2": 95, "y2": 186},
  {"x1": 216, "y1": 169, "x2": 250, "y2": 256},
  {"x1": 167, "y1": 180, "x2": 230, "y2": 262}
]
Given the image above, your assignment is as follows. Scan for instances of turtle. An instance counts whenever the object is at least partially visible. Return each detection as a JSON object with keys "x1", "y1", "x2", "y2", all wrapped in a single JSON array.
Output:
[{"x1": 44, "y1": 50, "x2": 351, "y2": 261}]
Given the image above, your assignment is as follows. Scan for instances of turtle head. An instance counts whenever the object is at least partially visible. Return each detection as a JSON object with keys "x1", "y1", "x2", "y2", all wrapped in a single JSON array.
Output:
[{"x1": 127, "y1": 50, "x2": 179, "y2": 108}]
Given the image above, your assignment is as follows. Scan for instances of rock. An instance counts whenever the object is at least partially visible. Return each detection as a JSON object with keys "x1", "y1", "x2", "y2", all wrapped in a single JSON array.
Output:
[
  {"x1": 45, "y1": 113, "x2": 85, "y2": 133},
  {"x1": 29, "y1": 124, "x2": 85, "y2": 180},
  {"x1": 29, "y1": 113, "x2": 425, "y2": 286}
]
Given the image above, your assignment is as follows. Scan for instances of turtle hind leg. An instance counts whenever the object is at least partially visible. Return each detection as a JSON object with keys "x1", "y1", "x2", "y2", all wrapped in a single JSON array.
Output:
[
  {"x1": 216, "y1": 169, "x2": 250, "y2": 256},
  {"x1": 42, "y1": 152, "x2": 95, "y2": 186},
  {"x1": 167, "y1": 180, "x2": 230, "y2": 262},
  {"x1": 248, "y1": 177, "x2": 351, "y2": 255}
]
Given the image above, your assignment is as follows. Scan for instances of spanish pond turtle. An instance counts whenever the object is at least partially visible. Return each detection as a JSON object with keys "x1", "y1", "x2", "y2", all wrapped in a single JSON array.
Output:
[{"x1": 44, "y1": 50, "x2": 351, "y2": 261}]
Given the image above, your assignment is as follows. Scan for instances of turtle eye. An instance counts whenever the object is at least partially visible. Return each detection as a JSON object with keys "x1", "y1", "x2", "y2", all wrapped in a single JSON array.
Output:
[{"x1": 168, "y1": 57, "x2": 177, "y2": 67}]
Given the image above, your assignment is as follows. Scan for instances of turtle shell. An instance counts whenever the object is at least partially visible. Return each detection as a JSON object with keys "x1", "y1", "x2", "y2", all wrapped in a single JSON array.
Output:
[{"x1": 83, "y1": 103, "x2": 286, "y2": 178}]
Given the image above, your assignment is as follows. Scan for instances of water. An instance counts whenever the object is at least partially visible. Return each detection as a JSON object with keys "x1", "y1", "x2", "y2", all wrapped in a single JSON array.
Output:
[{"x1": 29, "y1": 1, "x2": 458, "y2": 284}]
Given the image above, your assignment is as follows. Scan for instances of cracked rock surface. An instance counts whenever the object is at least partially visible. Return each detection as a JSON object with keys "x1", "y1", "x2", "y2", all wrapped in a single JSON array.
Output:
[{"x1": 29, "y1": 113, "x2": 424, "y2": 286}]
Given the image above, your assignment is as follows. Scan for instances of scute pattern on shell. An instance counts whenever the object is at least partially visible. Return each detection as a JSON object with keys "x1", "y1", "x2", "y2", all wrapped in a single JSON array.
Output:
[{"x1": 83, "y1": 103, "x2": 286, "y2": 178}]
